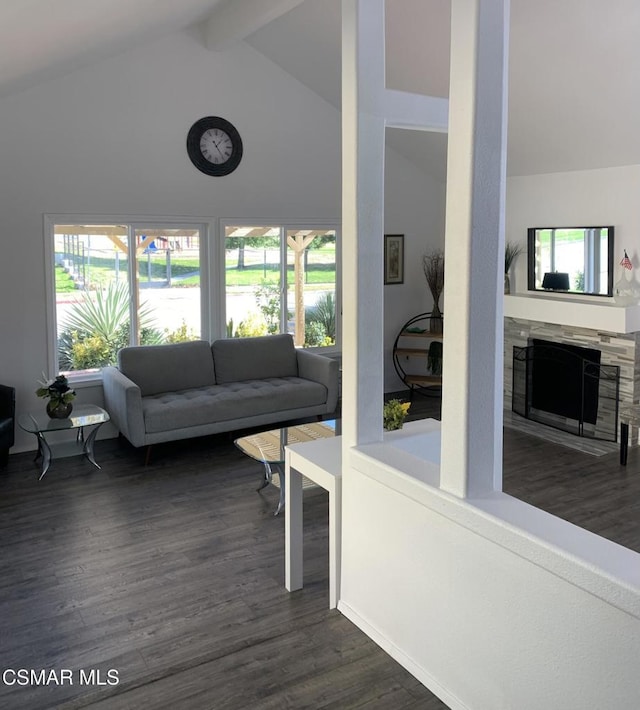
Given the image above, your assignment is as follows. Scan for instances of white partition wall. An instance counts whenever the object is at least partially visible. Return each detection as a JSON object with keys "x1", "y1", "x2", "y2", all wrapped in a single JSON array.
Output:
[
  {"x1": 341, "y1": 0, "x2": 448, "y2": 451},
  {"x1": 338, "y1": 2, "x2": 640, "y2": 708}
]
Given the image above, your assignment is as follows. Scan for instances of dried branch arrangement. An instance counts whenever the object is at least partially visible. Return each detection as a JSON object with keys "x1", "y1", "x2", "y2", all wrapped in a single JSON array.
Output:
[
  {"x1": 504, "y1": 242, "x2": 524, "y2": 274},
  {"x1": 422, "y1": 250, "x2": 445, "y2": 303}
]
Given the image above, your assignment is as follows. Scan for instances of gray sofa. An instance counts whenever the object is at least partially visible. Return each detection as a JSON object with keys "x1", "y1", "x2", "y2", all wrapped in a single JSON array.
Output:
[{"x1": 102, "y1": 334, "x2": 339, "y2": 450}]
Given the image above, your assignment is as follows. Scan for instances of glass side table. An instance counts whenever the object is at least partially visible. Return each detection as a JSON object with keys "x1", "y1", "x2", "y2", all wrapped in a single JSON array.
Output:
[
  {"x1": 18, "y1": 404, "x2": 110, "y2": 480},
  {"x1": 618, "y1": 404, "x2": 640, "y2": 466}
]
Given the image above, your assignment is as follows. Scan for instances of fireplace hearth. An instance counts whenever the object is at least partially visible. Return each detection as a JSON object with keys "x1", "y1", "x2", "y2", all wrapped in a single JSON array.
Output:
[{"x1": 512, "y1": 339, "x2": 620, "y2": 441}]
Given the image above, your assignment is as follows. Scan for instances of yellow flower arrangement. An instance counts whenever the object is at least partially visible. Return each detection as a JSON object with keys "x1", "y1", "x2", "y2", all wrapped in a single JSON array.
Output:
[{"x1": 383, "y1": 399, "x2": 411, "y2": 431}]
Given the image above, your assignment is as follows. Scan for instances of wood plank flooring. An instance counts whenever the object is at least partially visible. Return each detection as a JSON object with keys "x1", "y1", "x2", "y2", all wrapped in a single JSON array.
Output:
[
  {"x1": 2, "y1": 398, "x2": 638, "y2": 709},
  {"x1": 0, "y1": 430, "x2": 448, "y2": 710}
]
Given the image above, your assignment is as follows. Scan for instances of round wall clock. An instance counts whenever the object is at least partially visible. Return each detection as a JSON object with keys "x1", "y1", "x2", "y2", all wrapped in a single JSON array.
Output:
[{"x1": 186, "y1": 116, "x2": 243, "y2": 176}]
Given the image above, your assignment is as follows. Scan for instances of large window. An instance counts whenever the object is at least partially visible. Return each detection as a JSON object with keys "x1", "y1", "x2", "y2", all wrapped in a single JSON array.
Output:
[
  {"x1": 44, "y1": 218, "x2": 340, "y2": 380},
  {"x1": 223, "y1": 224, "x2": 340, "y2": 349},
  {"x1": 46, "y1": 219, "x2": 207, "y2": 377}
]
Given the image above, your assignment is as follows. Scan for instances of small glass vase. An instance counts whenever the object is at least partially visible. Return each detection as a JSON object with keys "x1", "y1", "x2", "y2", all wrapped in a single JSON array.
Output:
[
  {"x1": 614, "y1": 270, "x2": 638, "y2": 305},
  {"x1": 46, "y1": 400, "x2": 73, "y2": 419}
]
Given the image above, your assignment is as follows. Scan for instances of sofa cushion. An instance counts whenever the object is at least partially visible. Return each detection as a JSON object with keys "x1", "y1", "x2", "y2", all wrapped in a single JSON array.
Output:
[
  {"x1": 142, "y1": 377, "x2": 327, "y2": 434},
  {"x1": 212, "y1": 334, "x2": 298, "y2": 384},
  {"x1": 118, "y1": 341, "x2": 216, "y2": 397}
]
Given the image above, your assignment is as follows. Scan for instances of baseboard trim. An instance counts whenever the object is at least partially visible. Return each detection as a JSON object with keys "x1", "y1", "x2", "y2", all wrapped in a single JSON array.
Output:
[{"x1": 337, "y1": 600, "x2": 468, "y2": 710}]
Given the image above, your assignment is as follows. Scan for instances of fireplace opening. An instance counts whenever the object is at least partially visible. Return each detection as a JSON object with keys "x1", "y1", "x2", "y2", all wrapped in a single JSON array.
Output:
[{"x1": 512, "y1": 339, "x2": 620, "y2": 441}]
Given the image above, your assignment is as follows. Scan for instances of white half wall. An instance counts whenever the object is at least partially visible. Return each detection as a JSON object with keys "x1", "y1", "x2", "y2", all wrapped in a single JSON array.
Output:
[{"x1": 339, "y1": 457, "x2": 640, "y2": 710}]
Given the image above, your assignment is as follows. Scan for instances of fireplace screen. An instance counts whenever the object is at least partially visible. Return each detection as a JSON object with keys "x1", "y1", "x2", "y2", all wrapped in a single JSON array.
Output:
[{"x1": 512, "y1": 340, "x2": 620, "y2": 441}]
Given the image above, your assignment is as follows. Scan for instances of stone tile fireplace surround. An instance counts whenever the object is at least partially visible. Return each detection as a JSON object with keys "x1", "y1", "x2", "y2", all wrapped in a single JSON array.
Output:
[{"x1": 504, "y1": 295, "x2": 640, "y2": 444}]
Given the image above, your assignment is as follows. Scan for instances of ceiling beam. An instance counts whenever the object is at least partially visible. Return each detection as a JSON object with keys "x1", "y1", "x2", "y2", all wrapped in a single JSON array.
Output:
[
  {"x1": 384, "y1": 89, "x2": 448, "y2": 133},
  {"x1": 203, "y1": 0, "x2": 305, "y2": 51}
]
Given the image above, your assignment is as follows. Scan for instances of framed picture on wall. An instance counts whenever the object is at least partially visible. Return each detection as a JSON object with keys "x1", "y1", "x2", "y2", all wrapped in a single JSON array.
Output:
[{"x1": 384, "y1": 234, "x2": 404, "y2": 284}]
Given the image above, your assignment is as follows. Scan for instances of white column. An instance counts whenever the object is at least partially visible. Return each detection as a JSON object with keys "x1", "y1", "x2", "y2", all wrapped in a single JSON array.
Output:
[
  {"x1": 341, "y1": 0, "x2": 386, "y2": 449},
  {"x1": 440, "y1": 0, "x2": 509, "y2": 497}
]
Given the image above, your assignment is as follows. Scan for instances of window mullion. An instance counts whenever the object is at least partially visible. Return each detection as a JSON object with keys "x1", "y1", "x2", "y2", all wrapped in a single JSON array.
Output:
[
  {"x1": 280, "y1": 227, "x2": 288, "y2": 335},
  {"x1": 128, "y1": 224, "x2": 140, "y2": 346}
]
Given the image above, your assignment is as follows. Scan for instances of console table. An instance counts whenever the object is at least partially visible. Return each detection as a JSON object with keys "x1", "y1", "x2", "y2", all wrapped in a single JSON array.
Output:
[{"x1": 285, "y1": 435, "x2": 342, "y2": 609}]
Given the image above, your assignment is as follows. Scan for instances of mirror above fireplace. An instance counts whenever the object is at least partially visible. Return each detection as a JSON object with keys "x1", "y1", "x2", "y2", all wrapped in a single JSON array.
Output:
[{"x1": 527, "y1": 226, "x2": 614, "y2": 297}]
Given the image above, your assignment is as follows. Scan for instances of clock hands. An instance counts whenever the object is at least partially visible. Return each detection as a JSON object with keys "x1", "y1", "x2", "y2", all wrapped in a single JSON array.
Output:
[
  {"x1": 205, "y1": 133, "x2": 230, "y2": 162},
  {"x1": 211, "y1": 140, "x2": 226, "y2": 160}
]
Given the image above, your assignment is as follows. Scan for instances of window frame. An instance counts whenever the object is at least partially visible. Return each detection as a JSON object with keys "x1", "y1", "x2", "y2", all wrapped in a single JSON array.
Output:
[
  {"x1": 44, "y1": 214, "x2": 215, "y2": 383},
  {"x1": 218, "y1": 219, "x2": 342, "y2": 353},
  {"x1": 43, "y1": 215, "x2": 340, "y2": 384}
]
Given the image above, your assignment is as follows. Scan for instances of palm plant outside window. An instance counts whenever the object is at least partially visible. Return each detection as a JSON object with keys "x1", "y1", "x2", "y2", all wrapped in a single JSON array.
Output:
[{"x1": 51, "y1": 222, "x2": 203, "y2": 375}]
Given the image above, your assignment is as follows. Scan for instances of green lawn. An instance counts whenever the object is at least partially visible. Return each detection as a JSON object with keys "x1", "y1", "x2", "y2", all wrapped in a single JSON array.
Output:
[
  {"x1": 55, "y1": 252, "x2": 200, "y2": 287},
  {"x1": 55, "y1": 266, "x2": 76, "y2": 293},
  {"x1": 55, "y1": 252, "x2": 336, "y2": 291},
  {"x1": 225, "y1": 263, "x2": 336, "y2": 287}
]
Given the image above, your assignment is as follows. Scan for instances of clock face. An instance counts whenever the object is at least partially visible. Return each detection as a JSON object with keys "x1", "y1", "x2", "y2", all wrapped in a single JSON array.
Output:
[
  {"x1": 200, "y1": 128, "x2": 233, "y2": 165},
  {"x1": 186, "y1": 117, "x2": 243, "y2": 176}
]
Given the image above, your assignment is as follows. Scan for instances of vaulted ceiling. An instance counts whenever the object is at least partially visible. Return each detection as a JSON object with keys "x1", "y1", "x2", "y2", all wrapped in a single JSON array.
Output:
[
  {"x1": 245, "y1": 0, "x2": 640, "y2": 179},
  {"x1": 1, "y1": 0, "x2": 638, "y2": 180},
  {"x1": 0, "y1": 0, "x2": 224, "y2": 99}
]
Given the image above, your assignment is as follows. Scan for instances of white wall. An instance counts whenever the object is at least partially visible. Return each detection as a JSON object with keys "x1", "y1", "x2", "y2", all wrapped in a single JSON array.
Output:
[
  {"x1": 506, "y1": 165, "x2": 640, "y2": 294},
  {"x1": 0, "y1": 28, "x2": 441, "y2": 450}
]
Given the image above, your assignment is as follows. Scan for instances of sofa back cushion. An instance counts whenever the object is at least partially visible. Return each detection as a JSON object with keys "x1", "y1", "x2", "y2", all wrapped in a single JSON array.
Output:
[
  {"x1": 118, "y1": 341, "x2": 216, "y2": 396},
  {"x1": 212, "y1": 334, "x2": 298, "y2": 384}
]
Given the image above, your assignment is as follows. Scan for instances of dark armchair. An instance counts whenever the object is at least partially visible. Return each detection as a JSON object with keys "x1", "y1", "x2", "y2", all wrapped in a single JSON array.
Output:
[{"x1": 0, "y1": 384, "x2": 15, "y2": 468}]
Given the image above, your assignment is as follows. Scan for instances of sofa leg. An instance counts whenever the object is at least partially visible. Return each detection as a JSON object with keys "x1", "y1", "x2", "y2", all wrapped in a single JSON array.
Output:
[{"x1": 144, "y1": 445, "x2": 153, "y2": 466}]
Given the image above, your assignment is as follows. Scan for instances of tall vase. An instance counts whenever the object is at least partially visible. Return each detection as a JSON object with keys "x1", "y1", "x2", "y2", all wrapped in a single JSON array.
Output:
[
  {"x1": 46, "y1": 400, "x2": 73, "y2": 419},
  {"x1": 430, "y1": 300, "x2": 443, "y2": 334},
  {"x1": 504, "y1": 272, "x2": 511, "y2": 295}
]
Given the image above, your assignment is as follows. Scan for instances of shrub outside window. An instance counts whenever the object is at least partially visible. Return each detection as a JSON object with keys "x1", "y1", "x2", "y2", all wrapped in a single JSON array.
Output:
[
  {"x1": 47, "y1": 220, "x2": 206, "y2": 377},
  {"x1": 223, "y1": 224, "x2": 339, "y2": 349}
]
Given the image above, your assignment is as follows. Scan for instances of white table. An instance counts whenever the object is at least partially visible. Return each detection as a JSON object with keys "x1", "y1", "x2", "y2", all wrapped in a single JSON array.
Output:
[{"x1": 285, "y1": 435, "x2": 342, "y2": 609}]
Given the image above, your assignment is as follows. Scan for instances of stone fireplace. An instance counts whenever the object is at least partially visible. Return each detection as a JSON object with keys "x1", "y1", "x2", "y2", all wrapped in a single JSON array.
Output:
[{"x1": 504, "y1": 294, "x2": 640, "y2": 445}]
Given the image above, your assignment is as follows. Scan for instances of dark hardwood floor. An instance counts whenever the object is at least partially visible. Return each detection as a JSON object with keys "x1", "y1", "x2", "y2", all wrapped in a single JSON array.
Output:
[
  {"x1": 2, "y1": 397, "x2": 638, "y2": 709},
  {"x1": 0, "y1": 428, "x2": 448, "y2": 710}
]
